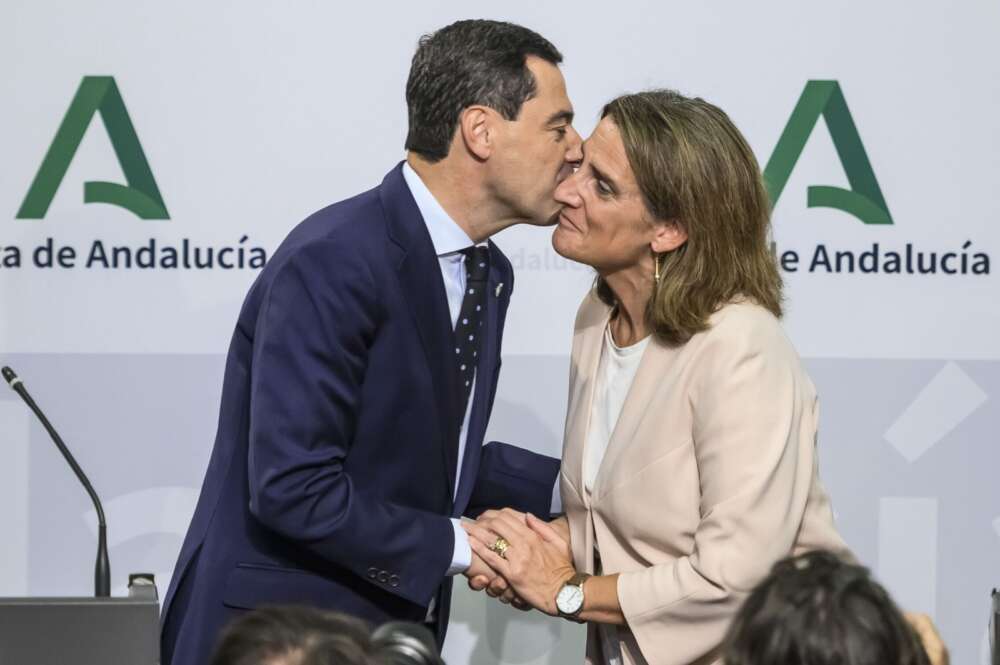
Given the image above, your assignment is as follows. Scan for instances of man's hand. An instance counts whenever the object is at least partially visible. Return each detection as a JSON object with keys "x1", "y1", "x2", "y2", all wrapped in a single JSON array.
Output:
[{"x1": 464, "y1": 550, "x2": 499, "y2": 589}]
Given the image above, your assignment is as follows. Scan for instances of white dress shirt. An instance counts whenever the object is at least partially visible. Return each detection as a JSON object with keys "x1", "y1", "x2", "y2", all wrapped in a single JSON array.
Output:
[{"x1": 402, "y1": 162, "x2": 479, "y2": 576}]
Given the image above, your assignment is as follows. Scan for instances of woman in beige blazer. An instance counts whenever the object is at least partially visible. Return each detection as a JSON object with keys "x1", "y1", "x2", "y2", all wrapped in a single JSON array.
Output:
[{"x1": 464, "y1": 89, "x2": 852, "y2": 665}]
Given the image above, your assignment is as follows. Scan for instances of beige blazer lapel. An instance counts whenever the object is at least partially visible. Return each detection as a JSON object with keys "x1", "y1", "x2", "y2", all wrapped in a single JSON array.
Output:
[
  {"x1": 561, "y1": 294, "x2": 613, "y2": 508},
  {"x1": 590, "y1": 340, "x2": 687, "y2": 503}
]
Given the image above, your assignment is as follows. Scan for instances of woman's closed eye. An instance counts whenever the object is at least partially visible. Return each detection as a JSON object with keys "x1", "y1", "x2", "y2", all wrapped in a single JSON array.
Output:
[{"x1": 589, "y1": 165, "x2": 616, "y2": 198}]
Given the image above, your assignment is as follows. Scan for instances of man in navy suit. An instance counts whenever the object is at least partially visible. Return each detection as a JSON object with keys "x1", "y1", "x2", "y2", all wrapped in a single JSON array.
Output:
[{"x1": 161, "y1": 20, "x2": 582, "y2": 664}]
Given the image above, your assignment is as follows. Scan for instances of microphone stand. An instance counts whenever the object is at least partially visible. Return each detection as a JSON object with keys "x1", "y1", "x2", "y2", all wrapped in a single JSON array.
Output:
[{"x1": 2, "y1": 366, "x2": 111, "y2": 597}]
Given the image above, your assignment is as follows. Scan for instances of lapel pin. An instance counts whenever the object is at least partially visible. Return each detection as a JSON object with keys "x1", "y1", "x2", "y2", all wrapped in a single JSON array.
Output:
[{"x1": 495, "y1": 283, "x2": 504, "y2": 297}]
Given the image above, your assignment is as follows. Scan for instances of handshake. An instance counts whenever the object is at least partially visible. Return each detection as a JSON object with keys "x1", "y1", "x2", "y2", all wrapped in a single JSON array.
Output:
[{"x1": 459, "y1": 509, "x2": 577, "y2": 617}]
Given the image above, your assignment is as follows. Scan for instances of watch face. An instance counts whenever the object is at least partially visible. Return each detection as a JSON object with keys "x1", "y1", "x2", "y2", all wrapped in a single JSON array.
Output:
[{"x1": 557, "y1": 583, "x2": 584, "y2": 614}]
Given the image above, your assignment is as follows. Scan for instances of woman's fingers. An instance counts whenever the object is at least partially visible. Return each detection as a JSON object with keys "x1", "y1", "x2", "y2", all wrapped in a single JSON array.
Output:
[
  {"x1": 469, "y1": 534, "x2": 511, "y2": 578},
  {"x1": 511, "y1": 596, "x2": 532, "y2": 612},
  {"x1": 481, "y1": 510, "x2": 534, "y2": 546},
  {"x1": 463, "y1": 520, "x2": 503, "y2": 548},
  {"x1": 546, "y1": 516, "x2": 571, "y2": 543},
  {"x1": 526, "y1": 513, "x2": 572, "y2": 559},
  {"x1": 484, "y1": 574, "x2": 509, "y2": 598},
  {"x1": 468, "y1": 575, "x2": 490, "y2": 591},
  {"x1": 488, "y1": 575, "x2": 509, "y2": 597},
  {"x1": 526, "y1": 513, "x2": 565, "y2": 545}
]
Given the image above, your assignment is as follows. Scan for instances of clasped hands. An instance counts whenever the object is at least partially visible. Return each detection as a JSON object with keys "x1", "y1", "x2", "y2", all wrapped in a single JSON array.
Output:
[{"x1": 460, "y1": 509, "x2": 576, "y2": 617}]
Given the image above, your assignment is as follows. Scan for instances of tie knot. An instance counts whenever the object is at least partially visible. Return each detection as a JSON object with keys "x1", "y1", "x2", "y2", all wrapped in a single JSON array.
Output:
[{"x1": 461, "y1": 246, "x2": 490, "y2": 282}]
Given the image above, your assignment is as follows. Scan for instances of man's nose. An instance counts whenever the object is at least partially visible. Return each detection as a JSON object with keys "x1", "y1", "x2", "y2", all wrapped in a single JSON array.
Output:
[{"x1": 565, "y1": 126, "x2": 583, "y2": 164}]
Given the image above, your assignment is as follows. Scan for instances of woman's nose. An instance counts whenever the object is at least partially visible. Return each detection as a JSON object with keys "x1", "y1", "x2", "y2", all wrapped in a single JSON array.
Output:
[{"x1": 555, "y1": 171, "x2": 582, "y2": 207}]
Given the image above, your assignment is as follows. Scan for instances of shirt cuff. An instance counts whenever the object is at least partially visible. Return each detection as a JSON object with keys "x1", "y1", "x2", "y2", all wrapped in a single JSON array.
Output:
[
  {"x1": 550, "y1": 477, "x2": 563, "y2": 515},
  {"x1": 446, "y1": 518, "x2": 472, "y2": 576}
]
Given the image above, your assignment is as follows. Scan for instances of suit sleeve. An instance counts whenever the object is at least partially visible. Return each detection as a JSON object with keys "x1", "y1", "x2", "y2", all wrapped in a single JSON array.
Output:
[
  {"x1": 463, "y1": 442, "x2": 561, "y2": 519},
  {"x1": 247, "y1": 240, "x2": 454, "y2": 607},
  {"x1": 615, "y1": 312, "x2": 820, "y2": 665}
]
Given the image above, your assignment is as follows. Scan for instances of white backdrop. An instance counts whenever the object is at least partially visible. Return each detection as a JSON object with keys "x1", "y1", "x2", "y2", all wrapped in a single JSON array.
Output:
[{"x1": 1, "y1": 2, "x2": 998, "y2": 663}]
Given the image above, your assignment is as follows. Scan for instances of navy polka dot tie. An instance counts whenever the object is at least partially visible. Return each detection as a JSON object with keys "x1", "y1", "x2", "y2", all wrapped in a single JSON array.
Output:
[{"x1": 454, "y1": 246, "x2": 489, "y2": 418}]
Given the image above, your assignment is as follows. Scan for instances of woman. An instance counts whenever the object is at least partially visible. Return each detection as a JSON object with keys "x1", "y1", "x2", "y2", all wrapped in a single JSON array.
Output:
[{"x1": 464, "y1": 89, "x2": 852, "y2": 665}]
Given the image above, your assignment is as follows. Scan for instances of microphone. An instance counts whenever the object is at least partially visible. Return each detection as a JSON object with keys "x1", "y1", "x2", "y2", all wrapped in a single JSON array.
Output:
[
  {"x1": 371, "y1": 621, "x2": 444, "y2": 665},
  {"x1": 2, "y1": 366, "x2": 111, "y2": 597}
]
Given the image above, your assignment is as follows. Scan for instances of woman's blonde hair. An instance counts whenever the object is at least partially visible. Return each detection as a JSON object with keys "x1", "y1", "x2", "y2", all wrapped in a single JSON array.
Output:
[{"x1": 596, "y1": 90, "x2": 783, "y2": 345}]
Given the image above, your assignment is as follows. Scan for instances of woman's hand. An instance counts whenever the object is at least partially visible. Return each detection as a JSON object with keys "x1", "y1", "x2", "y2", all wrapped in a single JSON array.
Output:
[
  {"x1": 463, "y1": 509, "x2": 575, "y2": 616},
  {"x1": 547, "y1": 515, "x2": 571, "y2": 544}
]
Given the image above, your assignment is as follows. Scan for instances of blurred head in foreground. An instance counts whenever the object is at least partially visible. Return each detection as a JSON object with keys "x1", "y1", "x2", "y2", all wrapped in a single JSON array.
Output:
[
  {"x1": 723, "y1": 550, "x2": 932, "y2": 665},
  {"x1": 209, "y1": 605, "x2": 387, "y2": 665}
]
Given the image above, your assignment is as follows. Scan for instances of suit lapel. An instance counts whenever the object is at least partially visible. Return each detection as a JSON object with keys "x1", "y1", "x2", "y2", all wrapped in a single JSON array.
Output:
[
  {"x1": 453, "y1": 242, "x2": 506, "y2": 514},
  {"x1": 381, "y1": 164, "x2": 462, "y2": 497}
]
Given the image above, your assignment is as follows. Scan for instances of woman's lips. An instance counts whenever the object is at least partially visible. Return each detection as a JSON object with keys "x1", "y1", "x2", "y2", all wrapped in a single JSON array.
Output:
[{"x1": 558, "y1": 211, "x2": 580, "y2": 231}]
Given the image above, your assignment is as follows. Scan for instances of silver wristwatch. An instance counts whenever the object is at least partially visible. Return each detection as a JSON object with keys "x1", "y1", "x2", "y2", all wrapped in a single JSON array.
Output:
[{"x1": 556, "y1": 572, "x2": 590, "y2": 617}]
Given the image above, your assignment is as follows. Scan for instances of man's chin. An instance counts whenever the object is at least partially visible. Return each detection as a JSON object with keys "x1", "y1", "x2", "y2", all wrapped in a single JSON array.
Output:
[
  {"x1": 530, "y1": 209, "x2": 561, "y2": 227},
  {"x1": 514, "y1": 204, "x2": 562, "y2": 228}
]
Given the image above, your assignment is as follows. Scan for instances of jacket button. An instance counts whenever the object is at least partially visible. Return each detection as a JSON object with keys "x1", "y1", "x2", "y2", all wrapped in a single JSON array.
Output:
[
  {"x1": 377, "y1": 571, "x2": 389, "y2": 584},
  {"x1": 389, "y1": 575, "x2": 400, "y2": 587},
  {"x1": 367, "y1": 567, "x2": 378, "y2": 579}
]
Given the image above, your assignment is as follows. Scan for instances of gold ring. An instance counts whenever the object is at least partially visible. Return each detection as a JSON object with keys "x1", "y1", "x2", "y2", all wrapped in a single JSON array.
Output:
[{"x1": 489, "y1": 537, "x2": 510, "y2": 559}]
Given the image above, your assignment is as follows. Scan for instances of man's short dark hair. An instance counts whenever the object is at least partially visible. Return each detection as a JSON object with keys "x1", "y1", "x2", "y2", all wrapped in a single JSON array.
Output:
[
  {"x1": 209, "y1": 605, "x2": 387, "y2": 665},
  {"x1": 405, "y1": 19, "x2": 563, "y2": 162},
  {"x1": 723, "y1": 550, "x2": 931, "y2": 665}
]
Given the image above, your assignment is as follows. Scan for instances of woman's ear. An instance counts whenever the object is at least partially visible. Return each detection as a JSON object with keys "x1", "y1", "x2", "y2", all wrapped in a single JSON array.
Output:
[
  {"x1": 651, "y1": 220, "x2": 687, "y2": 253},
  {"x1": 459, "y1": 106, "x2": 493, "y2": 160}
]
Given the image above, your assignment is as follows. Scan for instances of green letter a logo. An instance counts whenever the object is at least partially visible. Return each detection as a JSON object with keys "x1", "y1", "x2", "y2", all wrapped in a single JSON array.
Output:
[
  {"x1": 17, "y1": 76, "x2": 169, "y2": 220},
  {"x1": 763, "y1": 80, "x2": 891, "y2": 225}
]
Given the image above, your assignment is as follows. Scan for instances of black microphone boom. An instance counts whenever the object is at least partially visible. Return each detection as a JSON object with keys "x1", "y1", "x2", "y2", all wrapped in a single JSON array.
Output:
[{"x1": 2, "y1": 366, "x2": 111, "y2": 597}]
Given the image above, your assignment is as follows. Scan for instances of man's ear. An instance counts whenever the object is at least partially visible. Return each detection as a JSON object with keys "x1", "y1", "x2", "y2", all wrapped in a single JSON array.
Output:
[
  {"x1": 651, "y1": 219, "x2": 687, "y2": 254},
  {"x1": 459, "y1": 106, "x2": 493, "y2": 160}
]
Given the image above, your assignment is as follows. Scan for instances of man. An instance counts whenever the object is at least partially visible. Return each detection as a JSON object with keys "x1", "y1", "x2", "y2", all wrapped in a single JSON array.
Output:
[{"x1": 160, "y1": 19, "x2": 582, "y2": 665}]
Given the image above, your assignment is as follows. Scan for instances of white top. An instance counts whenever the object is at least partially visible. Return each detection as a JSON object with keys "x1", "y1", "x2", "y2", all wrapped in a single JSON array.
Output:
[
  {"x1": 584, "y1": 325, "x2": 651, "y2": 495},
  {"x1": 402, "y1": 162, "x2": 481, "y2": 576},
  {"x1": 585, "y1": 324, "x2": 650, "y2": 665}
]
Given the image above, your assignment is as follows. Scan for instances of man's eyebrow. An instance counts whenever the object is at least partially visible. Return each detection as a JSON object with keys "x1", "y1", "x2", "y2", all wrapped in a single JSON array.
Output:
[{"x1": 545, "y1": 109, "x2": 575, "y2": 126}]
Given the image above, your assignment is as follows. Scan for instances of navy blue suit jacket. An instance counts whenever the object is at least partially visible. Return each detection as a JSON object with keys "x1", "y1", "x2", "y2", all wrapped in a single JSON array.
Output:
[{"x1": 160, "y1": 164, "x2": 560, "y2": 665}]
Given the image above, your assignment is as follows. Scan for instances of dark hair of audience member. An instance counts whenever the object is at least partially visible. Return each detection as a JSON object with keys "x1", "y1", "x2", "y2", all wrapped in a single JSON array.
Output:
[
  {"x1": 209, "y1": 605, "x2": 389, "y2": 665},
  {"x1": 723, "y1": 550, "x2": 931, "y2": 665}
]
